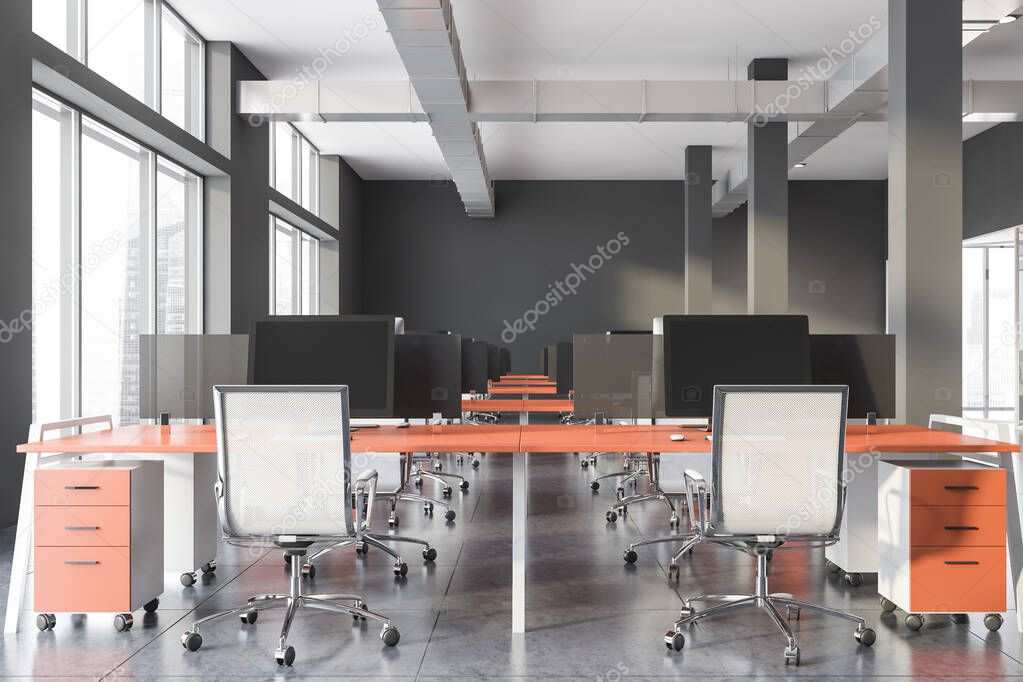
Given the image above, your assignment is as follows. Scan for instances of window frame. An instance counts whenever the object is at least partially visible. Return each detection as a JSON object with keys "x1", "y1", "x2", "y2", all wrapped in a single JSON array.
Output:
[
  {"x1": 270, "y1": 122, "x2": 320, "y2": 214},
  {"x1": 269, "y1": 215, "x2": 320, "y2": 316}
]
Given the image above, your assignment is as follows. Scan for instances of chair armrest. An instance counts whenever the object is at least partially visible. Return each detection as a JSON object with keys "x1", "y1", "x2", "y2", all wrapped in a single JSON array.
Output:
[
  {"x1": 355, "y1": 469, "x2": 377, "y2": 484},
  {"x1": 683, "y1": 469, "x2": 709, "y2": 532}
]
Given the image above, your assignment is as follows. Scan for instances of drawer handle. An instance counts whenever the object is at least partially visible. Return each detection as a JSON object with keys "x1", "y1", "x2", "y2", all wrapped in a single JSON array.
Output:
[
  {"x1": 944, "y1": 560, "x2": 980, "y2": 565},
  {"x1": 944, "y1": 485, "x2": 979, "y2": 491},
  {"x1": 63, "y1": 485, "x2": 99, "y2": 490},
  {"x1": 944, "y1": 526, "x2": 979, "y2": 531},
  {"x1": 64, "y1": 526, "x2": 99, "y2": 531},
  {"x1": 63, "y1": 561, "x2": 99, "y2": 565}
]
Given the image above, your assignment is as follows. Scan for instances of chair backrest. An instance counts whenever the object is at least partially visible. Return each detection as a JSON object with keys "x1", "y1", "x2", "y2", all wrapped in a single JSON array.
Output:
[
  {"x1": 709, "y1": 385, "x2": 848, "y2": 539},
  {"x1": 212, "y1": 385, "x2": 353, "y2": 540}
]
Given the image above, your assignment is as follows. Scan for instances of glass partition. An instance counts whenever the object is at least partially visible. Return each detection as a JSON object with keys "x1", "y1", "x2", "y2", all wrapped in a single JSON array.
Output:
[{"x1": 139, "y1": 334, "x2": 249, "y2": 420}]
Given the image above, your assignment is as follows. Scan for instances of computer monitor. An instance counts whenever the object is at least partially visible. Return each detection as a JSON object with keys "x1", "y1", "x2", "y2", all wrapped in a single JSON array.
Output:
[
  {"x1": 486, "y1": 343, "x2": 501, "y2": 382},
  {"x1": 500, "y1": 347, "x2": 512, "y2": 375},
  {"x1": 555, "y1": 341, "x2": 573, "y2": 394},
  {"x1": 248, "y1": 316, "x2": 395, "y2": 417},
  {"x1": 573, "y1": 332, "x2": 653, "y2": 419},
  {"x1": 540, "y1": 347, "x2": 549, "y2": 375},
  {"x1": 810, "y1": 334, "x2": 896, "y2": 418},
  {"x1": 461, "y1": 339, "x2": 489, "y2": 393},
  {"x1": 394, "y1": 332, "x2": 462, "y2": 419},
  {"x1": 546, "y1": 344, "x2": 558, "y2": 384},
  {"x1": 662, "y1": 315, "x2": 811, "y2": 418}
]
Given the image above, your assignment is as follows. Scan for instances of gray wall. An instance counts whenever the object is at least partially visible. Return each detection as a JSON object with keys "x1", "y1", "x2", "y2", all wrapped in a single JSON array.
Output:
[
  {"x1": 340, "y1": 159, "x2": 365, "y2": 314},
  {"x1": 0, "y1": 0, "x2": 33, "y2": 527},
  {"x1": 964, "y1": 122, "x2": 1023, "y2": 240},
  {"x1": 361, "y1": 179, "x2": 888, "y2": 372},
  {"x1": 363, "y1": 181, "x2": 684, "y2": 371}
]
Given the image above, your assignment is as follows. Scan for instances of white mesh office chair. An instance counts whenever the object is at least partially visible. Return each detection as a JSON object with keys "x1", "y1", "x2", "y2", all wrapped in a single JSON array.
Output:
[
  {"x1": 663, "y1": 386, "x2": 876, "y2": 666},
  {"x1": 180, "y1": 386, "x2": 400, "y2": 666}
]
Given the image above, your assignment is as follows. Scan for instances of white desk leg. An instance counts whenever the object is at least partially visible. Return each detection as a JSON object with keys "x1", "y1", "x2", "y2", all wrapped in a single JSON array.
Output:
[
  {"x1": 162, "y1": 452, "x2": 219, "y2": 576},
  {"x1": 5, "y1": 452, "x2": 39, "y2": 633},
  {"x1": 1001, "y1": 452, "x2": 1023, "y2": 632},
  {"x1": 519, "y1": 411, "x2": 529, "y2": 426},
  {"x1": 512, "y1": 450, "x2": 528, "y2": 633}
]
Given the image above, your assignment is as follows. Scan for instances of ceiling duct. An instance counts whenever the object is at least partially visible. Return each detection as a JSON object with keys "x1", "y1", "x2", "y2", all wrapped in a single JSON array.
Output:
[{"x1": 377, "y1": 0, "x2": 494, "y2": 217}]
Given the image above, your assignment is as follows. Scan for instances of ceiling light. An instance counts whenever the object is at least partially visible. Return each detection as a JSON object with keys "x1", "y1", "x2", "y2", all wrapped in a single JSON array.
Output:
[{"x1": 794, "y1": 162, "x2": 807, "y2": 168}]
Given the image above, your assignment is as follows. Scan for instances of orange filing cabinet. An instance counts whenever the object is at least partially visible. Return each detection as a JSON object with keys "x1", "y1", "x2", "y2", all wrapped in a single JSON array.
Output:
[
  {"x1": 33, "y1": 461, "x2": 163, "y2": 632},
  {"x1": 877, "y1": 460, "x2": 1006, "y2": 631}
]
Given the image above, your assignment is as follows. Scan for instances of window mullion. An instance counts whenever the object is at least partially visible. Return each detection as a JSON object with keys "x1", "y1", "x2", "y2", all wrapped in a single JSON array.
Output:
[{"x1": 69, "y1": 108, "x2": 82, "y2": 419}]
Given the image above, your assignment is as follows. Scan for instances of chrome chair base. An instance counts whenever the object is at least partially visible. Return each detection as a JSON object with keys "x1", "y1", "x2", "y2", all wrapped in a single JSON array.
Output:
[
  {"x1": 182, "y1": 552, "x2": 400, "y2": 666},
  {"x1": 665, "y1": 552, "x2": 875, "y2": 665}
]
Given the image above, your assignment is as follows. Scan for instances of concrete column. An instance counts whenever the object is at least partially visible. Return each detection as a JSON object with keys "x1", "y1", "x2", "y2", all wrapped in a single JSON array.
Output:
[
  {"x1": 887, "y1": 0, "x2": 962, "y2": 424},
  {"x1": 684, "y1": 145, "x2": 713, "y2": 314},
  {"x1": 746, "y1": 58, "x2": 789, "y2": 314}
]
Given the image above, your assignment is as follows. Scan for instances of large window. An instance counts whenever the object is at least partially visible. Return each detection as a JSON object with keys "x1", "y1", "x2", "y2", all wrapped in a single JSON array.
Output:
[
  {"x1": 31, "y1": 89, "x2": 202, "y2": 426},
  {"x1": 962, "y1": 240, "x2": 1015, "y2": 420},
  {"x1": 270, "y1": 122, "x2": 320, "y2": 214},
  {"x1": 270, "y1": 217, "x2": 319, "y2": 315},
  {"x1": 32, "y1": 0, "x2": 205, "y2": 139}
]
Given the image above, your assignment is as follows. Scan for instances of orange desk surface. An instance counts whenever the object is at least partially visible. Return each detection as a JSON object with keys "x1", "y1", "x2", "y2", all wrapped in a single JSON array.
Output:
[
  {"x1": 488, "y1": 385, "x2": 558, "y2": 395},
  {"x1": 501, "y1": 375, "x2": 548, "y2": 380},
  {"x1": 463, "y1": 399, "x2": 573, "y2": 413},
  {"x1": 492, "y1": 379, "x2": 556, "y2": 387},
  {"x1": 17, "y1": 423, "x2": 1019, "y2": 456}
]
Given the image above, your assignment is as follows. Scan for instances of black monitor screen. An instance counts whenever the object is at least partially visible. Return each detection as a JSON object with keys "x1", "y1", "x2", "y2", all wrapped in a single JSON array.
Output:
[
  {"x1": 486, "y1": 344, "x2": 501, "y2": 382},
  {"x1": 555, "y1": 342, "x2": 573, "y2": 394},
  {"x1": 663, "y1": 315, "x2": 811, "y2": 417},
  {"x1": 248, "y1": 317, "x2": 394, "y2": 417},
  {"x1": 540, "y1": 347, "x2": 548, "y2": 375},
  {"x1": 461, "y1": 340, "x2": 489, "y2": 393},
  {"x1": 810, "y1": 334, "x2": 895, "y2": 418},
  {"x1": 500, "y1": 347, "x2": 512, "y2": 375},
  {"x1": 395, "y1": 333, "x2": 462, "y2": 419}
]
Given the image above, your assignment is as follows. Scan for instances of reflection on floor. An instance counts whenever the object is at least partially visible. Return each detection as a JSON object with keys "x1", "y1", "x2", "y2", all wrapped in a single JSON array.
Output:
[{"x1": 1, "y1": 420, "x2": 1021, "y2": 678}]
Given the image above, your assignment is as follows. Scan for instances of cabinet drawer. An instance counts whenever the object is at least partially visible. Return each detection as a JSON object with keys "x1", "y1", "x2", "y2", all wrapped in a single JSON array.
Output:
[
  {"x1": 35, "y1": 469, "x2": 131, "y2": 506},
  {"x1": 34, "y1": 546, "x2": 131, "y2": 613},
  {"x1": 910, "y1": 469, "x2": 1005, "y2": 507},
  {"x1": 910, "y1": 505, "x2": 1006, "y2": 547},
  {"x1": 34, "y1": 506, "x2": 130, "y2": 547},
  {"x1": 909, "y1": 546, "x2": 1005, "y2": 613}
]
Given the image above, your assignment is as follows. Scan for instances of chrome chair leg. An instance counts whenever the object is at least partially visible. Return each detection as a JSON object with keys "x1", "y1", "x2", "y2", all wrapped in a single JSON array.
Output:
[{"x1": 675, "y1": 595, "x2": 756, "y2": 627}]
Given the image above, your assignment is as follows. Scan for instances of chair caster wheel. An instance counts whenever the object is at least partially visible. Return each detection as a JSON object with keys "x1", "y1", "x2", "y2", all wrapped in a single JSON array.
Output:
[
  {"x1": 393, "y1": 561, "x2": 408, "y2": 577},
  {"x1": 581, "y1": 460, "x2": 589, "y2": 469},
  {"x1": 664, "y1": 630, "x2": 685, "y2": 651},
  {"x1": 353, "y1": 602, "x2": 368, "y2": 622},
  {"x1": 388, "y1": 515, "x2": 400, "y2": 527},
  {"x1": 113, "y1": 613, "x2": 134, "y2": 631},
  {"x1": 667, "y1": 564, "x2": 679, "y2": 581},
  {"x1": 423, "y1": 547, "x2": 437, "y2": 561},
  {"x1": 605, "y1": 510, "x2": 617, "y2": 523},
  {"x1": 181, "y1": 630, "x2": 203, "y2": 651},
  {"x1": 905, "y1": 613, "x2": 924, "y2": 631},
  {"x1": 880, "y1": 597, "x2": 896, "y2": 613},
  {"x1": 786, "y1": 605, "x2": 800, "y2": 621},
  {"x1": 591, "y1": 481, "x2": 600, "y2": 491},
  {"x1": 35, "y1": 613, "x2": 56, "y2": 631},
  {"x1": 355, "y1": 541, "x2": 368, "y2": 555},
  {"x1": 784, "y1": 646, "x2": 800, "y2": 666},
  {"x1": 435, "y1": 462, "x2": 443, "y2": 472},
  {"x1": 142, "y1": 598, "x2": 159, "y2": 613},
  {"x1": 669, "y1": 515, "x2": 679, "y2": 529},
  {"x1": 414, "y1": 478, "x2": 423, "y2": 488},
  {"x1": 623, "y1": 549, "x2": 638, "y2": 564},
  {"x1": 424, "y1": 502, "x2": 434, "y2": 514},
  {"x1": 825, "y1": 559, "x2": 840, "y2": 574},
  {"x1": 444, "y1": 510, "x2": 456, "y2": 521},
  {"x1": 472, "y1": 460, "x2": 480, "y2": 469},
  {"x1": 200, "y1": 561, "x2": 216, "y2": 574},
  {"x1": 984, "y1": 613, "x2": 1004, "y2": 631},
  {"x1": 615, "y1": 487, "x2": 625, "y2": 496},
  {"x1": 845, "y1": 572, "x2": 863, "y2": 587},
  {"x1": 442, "y1": 486, "x2": 453, "y2": 498},
  {"x1": 240, "y1": 610, "x2": 258, "y2": 624},
  {"x1": 180, "y1": 571, "x2": 197, "y2": 587},
  {"x1": 678, "y1": 604, "x2": 695, "y2": 618},
  {"x1": 380, "y1": 624, "x2": 400, "y2": 646},
  {"x1": 301, "y1": 563, "x2": 316, "y2": 578},
  {"x1": 855, "y1": 626, "x2": 876, "y2": 646},
  {"x1": 275, "y1": 645, "x2": 296, "y2": 666},
  {"x1": 460, "y1": 480, "x2": 469, "y2": 491}
]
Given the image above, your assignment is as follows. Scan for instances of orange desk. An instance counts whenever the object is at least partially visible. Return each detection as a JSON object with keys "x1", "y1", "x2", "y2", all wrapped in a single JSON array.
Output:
[
  {"x1": 488, "y1": 385, "x2": 558, "y2": 396},
  {"x1": 12, "y1": 422, "x2": 1019, "y2": 637},
  {"x1": 492, "y1": 379, "x2": 556, "y2": 387},
  {"x1": 501, "y1": 374, "x2": 548, "y2": 381}
]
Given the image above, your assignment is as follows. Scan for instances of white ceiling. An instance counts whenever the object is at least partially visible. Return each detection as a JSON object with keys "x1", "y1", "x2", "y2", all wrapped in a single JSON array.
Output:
[{"x1": 172, "y1": 0, "x2": 1023, "y2": 182}]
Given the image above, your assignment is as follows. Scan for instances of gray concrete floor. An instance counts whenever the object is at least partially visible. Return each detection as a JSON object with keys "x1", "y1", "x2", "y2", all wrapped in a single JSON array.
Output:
[{"x1": 1, "y1": 421, "x2": 1022, "y2": 679}]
